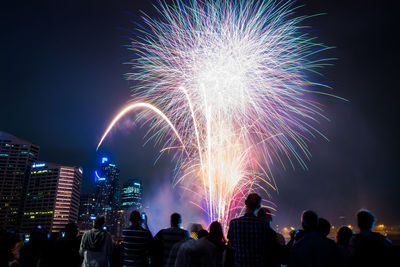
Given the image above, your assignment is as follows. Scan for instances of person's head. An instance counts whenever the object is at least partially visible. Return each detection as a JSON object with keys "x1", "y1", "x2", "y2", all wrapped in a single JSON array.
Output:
[
  {"x1": 208, "y1": 221, "x2": 226, "y2": 243},
  {"x1": 171, "y1": 213, "x2": 182, "y2": 227},
  {"x1": 336, "y1": 226, "x2": 353, "y2": 246},
  {"x1": 317, "y1": 218, "x2": 331, "y2": 237},
  {"x1": 64, "y1": 223, "x2": 78, "y2": 238},
  {"x1": 301, "y1": 210, "x2": 318, "y2": 232},
  {"x1": 198, "y1": 229, "x2": 209, "y2": 239},
  {"x1": 93, "y1": 215, "x2": 106, "y2": 230},
  {"x1": 356, "y1": 209, "x2": 375, "y2": 231},
  {"x1": 245, "y1": 193, "x2": 261, "y2": 213},
  {"x1": 257, "y1": 207, "x2": 273, "y2": 225},
  {"x1": 189, "y1": 223, "x2": 204, "y2": 239},
  {"x1": 130, "y1": 210, "x2": 142, "y2": 226}
]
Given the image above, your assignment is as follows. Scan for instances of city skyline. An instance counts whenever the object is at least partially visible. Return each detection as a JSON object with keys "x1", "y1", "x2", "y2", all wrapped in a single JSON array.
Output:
[{"x1": 1, "y1": 0, "x2": 399, "y2": 229}]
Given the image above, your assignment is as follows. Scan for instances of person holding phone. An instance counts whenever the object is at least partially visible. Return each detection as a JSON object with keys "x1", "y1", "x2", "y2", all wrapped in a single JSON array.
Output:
[{"x1": 122, "y1": 210, "x2": 153, "y2": 267}]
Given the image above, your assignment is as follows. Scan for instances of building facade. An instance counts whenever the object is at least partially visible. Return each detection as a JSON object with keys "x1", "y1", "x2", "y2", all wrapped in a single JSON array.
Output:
[
  {"x1": 21, "y1": 162, "x2": 82, "y2": 233},
  {"x1": 120, "y1": 178, "x2": 143, "y2": 210},
  {"x1": 0, "y1": 131, "x2": 40, "y2": 231},
  {"x1": 94, "y1": 157, "x2": 120, "y2": 213},
  {"x1": 77, "y1": 193, "x2": 97, "y2": 231}
]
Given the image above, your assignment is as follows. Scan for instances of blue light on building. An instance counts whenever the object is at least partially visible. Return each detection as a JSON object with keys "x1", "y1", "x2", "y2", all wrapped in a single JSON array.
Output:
[{"x1": 94, "y1": 170, "x2": 106, "y2": 181}]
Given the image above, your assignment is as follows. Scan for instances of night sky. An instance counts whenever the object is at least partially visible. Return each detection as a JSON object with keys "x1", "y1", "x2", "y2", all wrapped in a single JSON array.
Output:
[{"x1": 1, "y1": 0, "x2": 398, "y2": 230}]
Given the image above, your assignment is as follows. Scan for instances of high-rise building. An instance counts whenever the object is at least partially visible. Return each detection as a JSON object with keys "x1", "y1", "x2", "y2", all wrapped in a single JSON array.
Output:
[
  {"x1": 120, "y1": 178, "x2": 143, "y2": 210},
  {"x1": 21, "y1": 162, "x2": 82, "y2": 233},
  {"x1": 94, "y1": 157, "x2": 120, "y2": 212},
  {"x1": 77, "y1": 193, "x2": 97, "y2": 231},
  {"x1": 0, "y1": 131, "x2": 40, "y2": 231}
]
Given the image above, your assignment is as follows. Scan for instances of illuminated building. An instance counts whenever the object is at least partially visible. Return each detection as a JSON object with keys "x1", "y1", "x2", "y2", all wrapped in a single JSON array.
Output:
[
  {"x1": 120, "y1": 178, "x2": 143, "y2": 210},
  {"x1": 0, "y1": 131, "x2": 40, "y2": 231},
  {"x1": 77, "y1": 193, "x2": 97, "y2": 231},
  {"x1": 94, "y1": 157, "x2": 120, "y2": 212},
  {"x1": 21, "y1": 162, "x2": 82, "y2": 233},
  {"x1": 105, "y1": 209, "x2": 129, "y2": 238}
]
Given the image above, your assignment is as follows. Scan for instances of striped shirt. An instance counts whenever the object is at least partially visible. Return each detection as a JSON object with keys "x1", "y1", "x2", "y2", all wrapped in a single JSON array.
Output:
[
  {"x1": 227, "y1": 213, "x2": 274, "y2": 267},
  {"x1": 154, "y1": 227, "x2": 189, "y2": 266},
  {"x1": 122, "y1": 225, "x2": 153, "y2": 267}
]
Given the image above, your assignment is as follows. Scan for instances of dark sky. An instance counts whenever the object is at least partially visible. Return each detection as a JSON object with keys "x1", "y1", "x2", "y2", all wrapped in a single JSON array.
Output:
[{"x1": 1, "y1": 0, "x2": 399, "y2": 229}]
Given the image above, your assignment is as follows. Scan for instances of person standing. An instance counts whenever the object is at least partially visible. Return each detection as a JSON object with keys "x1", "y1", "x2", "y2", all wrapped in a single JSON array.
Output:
[
  {"x1": 227, "y1": 193, "x2": 275, "y2": 267},
  {"x1": 80, "y1": 215, "x2": 113, "y2": 267},
  {"x1": 153, "y1": 213, "x2": 189, "y2": 267},
  {"x1": 288, "y1": 210, "x2": 338, "y2": 267},
  {"x1": 122, "y1": 211, "x2": 153, "y2": 267},
  {"x1": 349, "y1": 209, "x2": 393, "y2": 267}
]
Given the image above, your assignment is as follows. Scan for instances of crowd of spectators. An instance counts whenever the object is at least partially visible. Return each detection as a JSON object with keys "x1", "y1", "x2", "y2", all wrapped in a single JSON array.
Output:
[{"x1": 0, "y1": 193, "x2": 396, "y2": 267}]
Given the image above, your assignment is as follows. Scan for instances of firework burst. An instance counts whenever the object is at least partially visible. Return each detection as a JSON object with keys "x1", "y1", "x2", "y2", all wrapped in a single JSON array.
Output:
[{"x1": 98, "y1": 0, "x2": 334, "y2": 230}]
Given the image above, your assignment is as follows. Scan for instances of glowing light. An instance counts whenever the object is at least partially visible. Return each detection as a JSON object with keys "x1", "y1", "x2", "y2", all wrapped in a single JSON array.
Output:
[
  {"x1": 98, "y1": 0, "x2": 334, "y2": 230},
  {"x1": 101, "y1": 157, "x2": 108, "y2": 164},
  {"x1": 95, "y1": 170, "x2": 106, "y2": 181},
  {"x1": 32, "y1": 163, "x2": 45, "y2": 168}
]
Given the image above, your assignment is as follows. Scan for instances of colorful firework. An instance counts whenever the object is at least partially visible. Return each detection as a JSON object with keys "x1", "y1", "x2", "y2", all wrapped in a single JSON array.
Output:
[{"x1": 98, "y1": 0, "x2": 334, "y2": 230}]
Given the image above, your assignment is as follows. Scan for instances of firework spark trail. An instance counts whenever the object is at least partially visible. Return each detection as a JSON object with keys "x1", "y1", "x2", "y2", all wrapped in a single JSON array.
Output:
[{"x1": 98, "y1": 0, "x2": 334, "y2": 230}]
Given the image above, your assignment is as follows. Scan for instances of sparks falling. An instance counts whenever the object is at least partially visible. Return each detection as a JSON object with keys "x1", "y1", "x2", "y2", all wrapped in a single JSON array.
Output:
[{"x1": 98, "y1": 0, "x2": 334, "y2": 230}]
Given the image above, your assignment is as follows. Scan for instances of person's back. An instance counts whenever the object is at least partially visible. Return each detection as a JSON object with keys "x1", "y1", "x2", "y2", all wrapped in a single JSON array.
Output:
[
  {"x1": 227, "y1": 193, "x2": 273, "y2": 267},
  {"x1": 80, "y1": 216, "x2": 113, "y2": 267},
  {"x1": 154, "y1": 213, "x2": 189, "y2": 267},
  {"x1": 289, "y1": 210, "x2": 338, "y2": 267},
  {"x1": 349, "y1": 209, "x2": 393, "y2": 267},
  {"x1": 290, "y1": 231, "x2": 337, "y2": 267},
  {"x1": 174, "y1": 237, "x2": 217, "y2": 267},
  {"x1": 19, "y1": 229, "x2": 46, "y2": 267},
  {"x1": 155, "y1": 227, "x2": 189, "y2": 266},
  {"x1": 55, "y1": 223, "x2": 82, "y2": 267},
  {"x1": 336, "y1": 226, "x2": 353, "y2": 267},
  {"x1": 123, "y1": 211, "x2": 153, "y2": 267}
]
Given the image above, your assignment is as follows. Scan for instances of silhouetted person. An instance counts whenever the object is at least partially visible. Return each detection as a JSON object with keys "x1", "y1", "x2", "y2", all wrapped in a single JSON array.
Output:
[
  {"x1": 165, "y1": 224, "x2": 203, "y2": 267},
  {"x1": 123, "y1": 211, "x2": 153, "y2": 267},
  {"x1": 53, "y1": 223, "x2": 82, "y2": 267},
  {"x1": 349, "y1": 209, "x2": 393, "y2": 267},
  {"x1": 289, "y1": 210, "x2": 338, "y2": 267},
  {"x1": 174, "y1": 226, "x2": 217, "y2": 267},
  {"x1": 19, "y1": 228, "x2": 47, "y2": 267},
  {"x1": 207, "y1": 221, "x2": 227, "y2": 267},
  {"x1": 317, "y1": 217, "x2": 331, "y2": 237},
  {"x1": 257, "y1": 207, "x2": 286, "y2": 266},
  {"x1": 227, "y1": 193, "x2": 275, "y2": 267},
  {"x1": 110, "y1": 240, "x2": 124, "y2": 267},
  {"x1": 336, "y1": 226, "x2": 353, "y2": 267},
  {"x1": 153, "y1": 213, "x2": 189, "y2": 267},
  {"x1": 80, "y1": 215, "x2": 113, "y2": 267},
  {"x1": 0, "y1": 230, "x2": 22, "y2": 267}
]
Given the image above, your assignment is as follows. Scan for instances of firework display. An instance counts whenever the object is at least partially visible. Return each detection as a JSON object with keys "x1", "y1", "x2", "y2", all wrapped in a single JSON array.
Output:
[{"x1": 98, "y1": 0, "x2": 333, "y2": 230}]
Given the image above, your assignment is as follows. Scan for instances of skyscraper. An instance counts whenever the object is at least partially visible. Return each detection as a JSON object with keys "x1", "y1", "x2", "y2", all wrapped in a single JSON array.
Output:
[
  {"x1": 21, "y1": 162, "x2": 82, "y2": 233},
  {"x1": 78, "y1": 193, "x2": 97, "y2": 231},
  {"x1": 0, "y1": 131, "x2": 40, "y2": 231},
  {"x1": 120, "y1": 178, "x2": 143, "y2": 210},
  {"x1": 94, "y1": 157, "x2": 120, "y2": 212}
]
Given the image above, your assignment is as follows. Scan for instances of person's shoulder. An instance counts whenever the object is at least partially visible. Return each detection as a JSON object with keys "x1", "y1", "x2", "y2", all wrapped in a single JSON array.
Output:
[
  {"x1": 230, "y1": 214, "x2": 247, "y2": 223},
  {"x1": 155, "y1": 228, "x2": 164, "y2": 236},
  {"x1": 371, "y1": 232, "x2": 392, "y2": 246}
]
